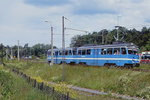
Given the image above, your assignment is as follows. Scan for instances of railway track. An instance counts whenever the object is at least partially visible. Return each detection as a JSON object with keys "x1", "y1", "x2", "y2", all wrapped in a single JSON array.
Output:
[
  {"x1": 131, "y1": 68, "x2": 150, "y2": 72},
  {"x1": 104, "y1": 66, "x2": 150, "y2": 72}
]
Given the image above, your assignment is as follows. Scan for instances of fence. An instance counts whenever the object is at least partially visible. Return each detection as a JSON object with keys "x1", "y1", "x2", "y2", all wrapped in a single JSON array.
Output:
[{"x1": 12, "y1": 68, "x2": 75, "y2": 100}]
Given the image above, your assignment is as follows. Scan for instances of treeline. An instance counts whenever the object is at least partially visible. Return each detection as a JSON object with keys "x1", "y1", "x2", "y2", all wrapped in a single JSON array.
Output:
[
  {"x1": 70, "y1": 27, "x2": 150, "y2": 51},
  {"x1": 0, "y1": 43, "x2": 57, "y2": 60}
]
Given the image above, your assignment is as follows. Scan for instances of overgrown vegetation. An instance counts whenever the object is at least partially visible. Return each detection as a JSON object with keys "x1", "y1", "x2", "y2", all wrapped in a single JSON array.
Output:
[
  {"x1": 0, "y1": 65, "x2": 53, "y2": 100},
  {"x1": 6, "y1": 61, "x2": 150, "y2": 99},
  {"x1": 0, "y1": 69, "x2": 14, "y2": 99}
]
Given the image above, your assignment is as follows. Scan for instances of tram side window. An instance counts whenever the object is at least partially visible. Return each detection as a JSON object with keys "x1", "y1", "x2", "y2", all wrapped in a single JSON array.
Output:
[
  {"x1": 68, "y1": 50, "x2": 72, "y2": 55},
  {"x1": 82, "y1": 50, "x2": 86, "y2": 55},
  {"x1": 73, "y1": 50, "x2": 77, "y2": 55},
  {"x1": 114, "y1": 48, "x2": 120, "y2": 55},
  {"x1": 87, "y1": 49, "x2": 91, "y2": 55},
  {"x1": 55, "y1": 51, "x2": 59, "y2": 55},
  {"x1": 65, "y1": 50, "x2": 68, "y2": 55},
  {"x1": 121, "y1": 48, "x2": 126, "y2": 54},
  {"x1": 47, "y1": 51, "x2": 51, "y2": 56},
  {"x1": 59, "y1": 51, "x2": 62, "y2": 55},
  {"x1": 107, "y1": 48, "x2": 112, "y2": 55},
  {"x1": 101, "y1": 49, "x2": 107, "y2": 55},
  {"x1": 60, "y1": 51, "x2": 65, "y2": 55},
  {"x1": 78, "y1": 50, "x2": 82, "y2": 55}
]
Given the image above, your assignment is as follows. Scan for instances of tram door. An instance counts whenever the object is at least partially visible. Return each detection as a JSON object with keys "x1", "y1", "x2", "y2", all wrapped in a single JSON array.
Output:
[{"x1": 94, "y1": 49, "x2": 99, "y2": 65}]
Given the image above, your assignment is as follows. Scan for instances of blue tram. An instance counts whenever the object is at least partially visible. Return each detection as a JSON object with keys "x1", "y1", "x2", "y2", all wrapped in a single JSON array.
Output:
[{"x1": 47, "y1": 42, "x2": 140, "y2": 67}]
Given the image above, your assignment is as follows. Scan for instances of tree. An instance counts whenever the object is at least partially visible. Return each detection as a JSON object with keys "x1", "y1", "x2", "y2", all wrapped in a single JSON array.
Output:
[
  {"x1": 70, "y1": 27, "x2": 150, "y2": 51},
  {"x1": 0, "y1": 44, "x2": 5, "y2": 64}
]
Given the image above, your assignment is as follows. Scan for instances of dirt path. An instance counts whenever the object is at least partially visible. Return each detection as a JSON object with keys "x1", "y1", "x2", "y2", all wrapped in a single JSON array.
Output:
[{"x1": 48, "y1": 81, "x2": 144, "y2": 100}]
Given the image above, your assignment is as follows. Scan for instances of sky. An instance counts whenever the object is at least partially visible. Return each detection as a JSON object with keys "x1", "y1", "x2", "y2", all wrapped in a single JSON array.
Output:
[{"x1": 1, "y1": 0, "x2": 150, "y2": 47}]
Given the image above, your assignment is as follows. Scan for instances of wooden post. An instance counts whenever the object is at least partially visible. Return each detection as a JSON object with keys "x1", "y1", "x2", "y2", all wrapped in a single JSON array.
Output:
[
  {"x1": 41, "y1": 82, "x2": 44, "y2": 91},
  {"x1": 66, "y1": 92, "x2": 69, "y2": 100},
  {"x1": 28, "y1": 76, "x2": 31, "y2": 83},
  {"x1": 52, "y1": 87, "x2": 55, "y2": 93},
  {"x1": 34, "y1": 79, "x2": 36, "y2": 88}
]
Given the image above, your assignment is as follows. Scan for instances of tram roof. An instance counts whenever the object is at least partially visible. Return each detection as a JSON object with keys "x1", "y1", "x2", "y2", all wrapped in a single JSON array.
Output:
[
  {"x1": 48, "y1": 43, "x2": 138, "y2": 51},
  {"x1": 78, "y1": 43, "x2": 138, "y2": 49}
]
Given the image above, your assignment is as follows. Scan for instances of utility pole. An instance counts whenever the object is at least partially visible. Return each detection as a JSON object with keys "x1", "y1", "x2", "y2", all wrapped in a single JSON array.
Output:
[
  {"x1": 101, "y1": 30, "x2": 105, "y2": 44},
  {"x1": 17, "y1": 40, "x2": 20, "y2": 61},
  {"x1": 5, "y1": 48, "x2": 8, "y2": 61},
  {"x1": 45, "y1": 21, "x2": 54, "y2": 66},
  {"x1": 50, "y1": 26, "x2": 54, "y2": 66},
  {"x1": 117, "y1": 16, "x2": 119, "y2": 41},
  {"x1": 114, "y1": 15, "x2": 122, "y2": 41},
  {"x1": 11, "y1": 47, "x2": 13, "y2": 59},
  {"x1": 62, "y1": 16, "x2": 65, "y2": 81},
  {"x1": 0, "y1": 44, "x2": 4, "y2": 64}
]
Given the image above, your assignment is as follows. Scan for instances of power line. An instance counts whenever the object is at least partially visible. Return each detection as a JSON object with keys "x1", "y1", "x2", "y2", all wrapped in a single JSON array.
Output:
[{"x1": 65, "y1": 27, "x2": 89, "y2": 33}]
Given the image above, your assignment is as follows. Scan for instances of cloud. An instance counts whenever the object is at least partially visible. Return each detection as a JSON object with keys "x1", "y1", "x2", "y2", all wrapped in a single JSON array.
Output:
[
  {"x1": 71, "y1": 0, "x2": 119, "y2": 15},
  {"x1": 23, "y1": 0, "x2": 71, "y2": 7},
  {"x1": 1, "y1": 0, "x2": 150, "y2": 48},
  {"x1": 73, "y1": 6, "x2": 117, "y2": 15}
]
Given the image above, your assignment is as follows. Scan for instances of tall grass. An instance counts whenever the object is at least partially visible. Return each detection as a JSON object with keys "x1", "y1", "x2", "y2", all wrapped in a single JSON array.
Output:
[
  {"x1": 6, "y1": 61, "x2": 150, "y2": 99},
  {"x1": 0, "y1": 65, "x2": 53, "y2": 100}
]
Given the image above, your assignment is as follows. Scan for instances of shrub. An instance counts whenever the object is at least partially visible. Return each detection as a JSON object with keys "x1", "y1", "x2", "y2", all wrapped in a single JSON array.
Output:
[{"x1": 0, "y1": 70, "x2": 14, "y2": 99}]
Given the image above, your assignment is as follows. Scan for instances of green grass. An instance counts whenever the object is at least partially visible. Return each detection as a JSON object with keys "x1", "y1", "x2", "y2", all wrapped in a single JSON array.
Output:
[
  {"x1": 0, "y1": 65, "x2": 53, "y2": 100},
  {"x1": 5, "y1": 61, "x2": 150, "y2": 99}
]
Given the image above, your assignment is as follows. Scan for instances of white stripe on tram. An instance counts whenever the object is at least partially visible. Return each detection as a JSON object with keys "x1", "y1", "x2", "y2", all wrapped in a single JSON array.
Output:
[{"x1": 48, "y1": 57, "x2": 140, "y2": 61}]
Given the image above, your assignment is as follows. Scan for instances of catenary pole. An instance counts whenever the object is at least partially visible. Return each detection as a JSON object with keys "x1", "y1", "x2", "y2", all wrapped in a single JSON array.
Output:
[
  {"x1": 45, "y1": 21, "x2": 54, "y2": 66},
  {"x1": 62, "y1": 16, "x2": 65, "y2": 81},
  {"x1": 50, "y1": 26, "x2": 54, "y2": 66},
  {"x1": 17, "y1": 40, "x2": 20, "y2": 61}
]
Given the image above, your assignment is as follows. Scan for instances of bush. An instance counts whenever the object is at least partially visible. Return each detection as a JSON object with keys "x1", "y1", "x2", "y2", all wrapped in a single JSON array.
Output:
[{"x1": 0, "y1": 70, "x2": 14, "y2": 99}]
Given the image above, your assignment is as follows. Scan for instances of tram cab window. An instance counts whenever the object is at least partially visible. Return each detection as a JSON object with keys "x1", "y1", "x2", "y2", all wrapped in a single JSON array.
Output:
[
  {"x1": 128, "y1": 49, "x2": 137, "y2": 54},
  {"x1": 133, "y1": 50, "x2": 138, "y2": 54},
  {"x1": 107, "y1": 48, "x2": 113, "y2": 55},
  {"x1": 114, "y1": 48, "x2": 120, "y2": 55},
  {"x1": 82, "y1": 50, "x2": 86, "y2": 55},
  {"x1": 78, "y1": 50, "x2": 82, "y2": 55},
  {"x1": 128, "y1": 50, "x2": 132, "y2": 54},
  {"x1": 101, "y1": 49, "x2": 107, "y2": 55},
  {"x1": 87, "y1": 49, "x2": 91, "y2": 55},
  {"x1": 121, "y1": 48, "x2": 126, "y2": 54}
]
